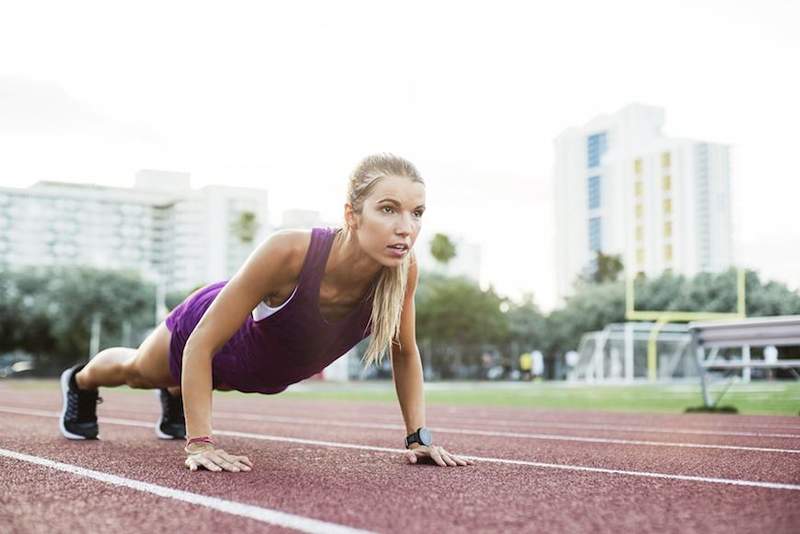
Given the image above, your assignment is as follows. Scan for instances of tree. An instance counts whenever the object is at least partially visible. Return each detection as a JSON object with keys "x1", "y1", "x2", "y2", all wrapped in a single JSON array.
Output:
[
  {"x1": 543, "y1": 268, "x2": 800, "y2": 356},
  {"x1": 231, "y1": 210, "x2": 259, "y2": 244},
  {"x1": 415, "y1": 272, "x2": 508, "y2": 377},
  {"x1": 580, "y1": 251, "x2": 624, "y2": 284},
  {"x1": 505, "y1": 292, "x2": 547, "y2": 353},
  {"x1": 429, "y1": 233, "x2": 457, "y2": 265},
  {"x1": 0, "y1": 267, "x2": 156, "y2": 373}
]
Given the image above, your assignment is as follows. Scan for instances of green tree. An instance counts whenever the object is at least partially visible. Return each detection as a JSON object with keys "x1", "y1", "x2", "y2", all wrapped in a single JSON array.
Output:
[
  {"x1": 581, "y1": 251, "x2": 624, "y2": 284},
  {"x1": 231, "y1": 210, "x2": 259, "y2": 244},
  {"x1": 415, "y1": 272, "x2": 508, "y2": 377},
  {"x1": 429, "y1": 233, "x2": 457, "y2": 265},
  {"x1": 0, "y1": 267, "x2": 156, "y2": 373},
  {"x1": 505, "y1": 292, "x2": 547, "y2": 352}
]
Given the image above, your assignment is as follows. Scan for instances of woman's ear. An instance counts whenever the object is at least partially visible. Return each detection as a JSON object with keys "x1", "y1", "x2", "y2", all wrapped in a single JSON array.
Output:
[{"x1": 344, "y1": 203, "x2": 358, "y2": 230}]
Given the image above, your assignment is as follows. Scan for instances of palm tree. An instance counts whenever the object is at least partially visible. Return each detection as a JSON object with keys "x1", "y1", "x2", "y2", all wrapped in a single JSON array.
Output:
[{"x1": 430, "y1": 233, "x2": 457, "y2": 265}]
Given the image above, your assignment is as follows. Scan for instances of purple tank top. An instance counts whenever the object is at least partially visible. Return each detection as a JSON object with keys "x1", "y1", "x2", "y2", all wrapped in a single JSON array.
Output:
[{"x1": 165, "y1": 227, "x2": 376, "y2": 393}]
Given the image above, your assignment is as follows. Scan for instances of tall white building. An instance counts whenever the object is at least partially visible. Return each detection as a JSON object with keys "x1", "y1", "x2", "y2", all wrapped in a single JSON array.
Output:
[
  {"x1": 553, "y1": 104, "x2": 733, "y2": 300},
  {"x1": 0, "y1": 171, "x2": 271, "y2": 293}
]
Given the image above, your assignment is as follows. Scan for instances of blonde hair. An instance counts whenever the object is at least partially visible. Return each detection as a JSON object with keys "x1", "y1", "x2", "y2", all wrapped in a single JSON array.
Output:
[{"x1": 337, "y1": 153, "x2": 424, "y2": 368}]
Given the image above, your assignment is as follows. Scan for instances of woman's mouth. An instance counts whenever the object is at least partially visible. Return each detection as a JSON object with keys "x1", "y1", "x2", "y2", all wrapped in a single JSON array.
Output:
[{"x1": 386, "y1": 243, "x2": 409, "y2": 257}]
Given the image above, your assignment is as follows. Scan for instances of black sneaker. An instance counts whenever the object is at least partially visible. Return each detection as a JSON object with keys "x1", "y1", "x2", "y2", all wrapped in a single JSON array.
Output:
[
  {"x1": 155, "y1": 388, "x2": 186, "y2": 440},
  {"x1": 59, "y1": 363, "x2": 102, "y2": 440}
]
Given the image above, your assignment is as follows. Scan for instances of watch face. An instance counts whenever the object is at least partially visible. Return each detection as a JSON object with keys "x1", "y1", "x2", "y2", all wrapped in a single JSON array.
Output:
[{"x1": 419, "y1": 427, "x2": 433, "y2": 446}]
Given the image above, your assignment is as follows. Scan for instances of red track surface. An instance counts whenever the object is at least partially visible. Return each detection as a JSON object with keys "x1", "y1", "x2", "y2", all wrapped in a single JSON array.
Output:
[{"x1": 1, "y1": 382, "x2": 799, "y2": 533}]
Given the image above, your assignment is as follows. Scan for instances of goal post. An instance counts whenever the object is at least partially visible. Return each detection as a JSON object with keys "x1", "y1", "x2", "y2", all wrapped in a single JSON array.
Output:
[{"x1": 625, "y1": 268, "x2": 746, "y2": 380}]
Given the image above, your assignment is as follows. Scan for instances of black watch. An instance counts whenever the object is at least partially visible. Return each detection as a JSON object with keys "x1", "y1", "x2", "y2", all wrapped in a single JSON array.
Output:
[{"x1": 405, "y1": 426, "x2": 433, "y2": 449}]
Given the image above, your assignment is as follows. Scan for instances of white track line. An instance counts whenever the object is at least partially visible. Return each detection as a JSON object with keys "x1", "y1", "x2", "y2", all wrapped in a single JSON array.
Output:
[
  {"x1": 2, "y1": 406, "x2": 799, "y2": 455},
  {"x1": 212, "y1": 411, "x2": 800, "y2": 442},
  {"x1": 258, "y1": 407, "x2": 800, "y2": 434},
  {"x1": 0, "y1": 447, "x2": 374, "y2": 534},
  {"x1": 6, "y1": 390, "x2": 800, "y2": 433},
  {"x1": 3, "y1": 407, "x2": 800, "y2": 491}
]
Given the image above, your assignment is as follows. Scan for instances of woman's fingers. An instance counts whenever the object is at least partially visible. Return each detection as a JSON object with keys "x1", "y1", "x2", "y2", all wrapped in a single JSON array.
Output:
[
  {"x1": 450, "y1": 454, "x2": 474, "y2": 466},
  {"x1": 404, "y1": 446, "x2": 475, "y2": 467},
  {"x1": 197, "y1": 454, "x2": 223, "y2": 472},
  {"x1": 185, "y1": 448, "x2": 252, "y2": 473},
  {"x1": 429, "y1": 446, "x2": 447, "y2": 467},
  {"x1": 238, "y1": 456, "x2": 254, "y2": 468},
  {"x1": 439, "y1": 449, "x2": 458, "y2": 467}
]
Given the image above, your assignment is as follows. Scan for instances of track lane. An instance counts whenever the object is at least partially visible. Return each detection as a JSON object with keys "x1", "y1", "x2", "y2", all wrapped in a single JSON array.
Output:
[{"x1": 2, "y1": 411, "x2": 799, "y2": 533}]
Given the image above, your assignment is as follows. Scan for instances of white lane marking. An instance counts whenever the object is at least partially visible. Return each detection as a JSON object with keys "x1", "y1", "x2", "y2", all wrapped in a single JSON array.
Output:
[
  {"x1": 212, "y1": 411, "x2": 800, "y2": 444},
  {"x1": 265, "y1": 409, "x2": 800, "y2": 436},
  {"x1": 7, "y1": 389, "x2": 800, "y2": 433},
  {"x1": 2, "y1": 405, "x2": 799, "y2": 455},
  {"x1": 208, "y1": 412, "x2": 800, "y2": 454},
  {"x1": 0, "y1": 447, "x2": 374, "y2": 534},
  {"x1": 3, "y1": 407, "x2": 800, "y2": 491}
]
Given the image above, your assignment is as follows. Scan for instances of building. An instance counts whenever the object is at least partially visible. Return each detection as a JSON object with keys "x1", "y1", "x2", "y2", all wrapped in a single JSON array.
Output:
[
  {"x1": 0, "y1": 171, "x2": 271, "y2": 294},
  {"x1": 553, "y1": 104, "x2": 733, "y2": 300},
  {"x1": 277, "y1": 209, "x2": 337, "y2": 231}
]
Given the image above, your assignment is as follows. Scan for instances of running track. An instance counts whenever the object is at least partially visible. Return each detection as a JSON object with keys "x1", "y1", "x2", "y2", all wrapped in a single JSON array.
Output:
[{"x1": 1, "y1": 381, "x2": 799, "y2": 533}]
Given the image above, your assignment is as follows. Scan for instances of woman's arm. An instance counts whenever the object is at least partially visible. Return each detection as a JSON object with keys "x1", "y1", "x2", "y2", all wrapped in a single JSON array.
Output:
[
  {"x1": 390, "y1": 259, "x2": 426, "y2": 435},
  {"x1": 390, "y1": 258, "x2": 474, "y2": 467},
  {"x1": 181, "y1": 230, "x2": 302, "y2": 472}
]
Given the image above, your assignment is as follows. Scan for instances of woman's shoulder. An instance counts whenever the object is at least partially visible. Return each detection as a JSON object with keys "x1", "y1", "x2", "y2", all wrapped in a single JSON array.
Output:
[{"x1": 263, "y1": 228, "x2": 313, "y2": 280}]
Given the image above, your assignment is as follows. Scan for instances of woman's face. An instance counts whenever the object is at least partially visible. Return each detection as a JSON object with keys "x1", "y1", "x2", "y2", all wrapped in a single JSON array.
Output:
[{"x1": 350, "y1": 175, "x2": 426, "y2": 267}]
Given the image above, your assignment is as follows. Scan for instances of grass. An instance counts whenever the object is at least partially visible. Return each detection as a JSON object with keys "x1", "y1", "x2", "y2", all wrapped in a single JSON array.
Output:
[
  {"x1": 4, "y1": 378, "x2": 799, "y2": 416},
  {"x1": 277, "y1": 380, "x2": 800, "y2": 416}
]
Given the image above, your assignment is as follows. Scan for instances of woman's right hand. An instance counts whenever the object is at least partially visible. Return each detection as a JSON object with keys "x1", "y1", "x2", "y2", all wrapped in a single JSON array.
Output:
[{"x1": 184, "y1": 443, "x2": 253, "y2": 473}]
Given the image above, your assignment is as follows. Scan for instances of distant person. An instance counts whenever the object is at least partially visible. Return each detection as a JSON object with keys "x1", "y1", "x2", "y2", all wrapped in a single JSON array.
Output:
[
  {"x1": 519, "y1": 352, "x2": 532, "y2": 381},
  {"x1": 531, "y1": 350, "x2": 544, "y2": 380},
  {"x1": 565, "y1": 350, "x2": 579, "y2": 381},
  {"x1": 59, "y1": 154, "x2": 473, "y2": 472},
  {"x1": 764, "y1": 345, "x2": 779, "y2": 381}
]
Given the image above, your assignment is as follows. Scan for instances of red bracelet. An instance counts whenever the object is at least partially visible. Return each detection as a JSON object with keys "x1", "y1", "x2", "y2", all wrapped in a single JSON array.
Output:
[{"x1": 186, "y1": 436, "x2": 214, "y2": 446}]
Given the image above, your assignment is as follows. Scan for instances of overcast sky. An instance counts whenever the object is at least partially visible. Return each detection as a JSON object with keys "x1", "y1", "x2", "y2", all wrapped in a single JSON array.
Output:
[{"x1": 1, "y1": 0, "x2": 798, "y2": 310}]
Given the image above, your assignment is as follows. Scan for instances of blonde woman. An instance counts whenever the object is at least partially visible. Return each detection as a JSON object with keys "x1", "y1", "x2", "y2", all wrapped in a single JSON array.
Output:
[{"x1": 59, "y1": 153, "x2": 475, "y2": 472}]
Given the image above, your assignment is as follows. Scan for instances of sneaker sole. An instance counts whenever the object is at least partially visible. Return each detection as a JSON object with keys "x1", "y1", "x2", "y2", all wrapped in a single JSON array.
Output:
[
  {"x1": 59, "y1": 367, "x2": 97, "y2": 440},
  {"x1": 154, "y1": 389, "x2": 184, "y2": 440}
]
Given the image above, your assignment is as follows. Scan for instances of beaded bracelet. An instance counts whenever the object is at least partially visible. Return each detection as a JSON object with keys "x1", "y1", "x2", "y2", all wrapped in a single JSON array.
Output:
[{"x1": 186, "y1": 436, "x2": 214, "y2": 447}]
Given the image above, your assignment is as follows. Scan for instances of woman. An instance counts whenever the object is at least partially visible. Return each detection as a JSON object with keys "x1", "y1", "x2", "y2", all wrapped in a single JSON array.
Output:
[{"x1": 59, "y1": 153, "x2": 474, "y2": 472}]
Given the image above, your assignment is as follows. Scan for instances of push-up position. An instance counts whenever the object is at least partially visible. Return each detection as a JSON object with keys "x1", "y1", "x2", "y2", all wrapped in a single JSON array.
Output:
[{"x1": 59, "y1": 153, "x2": 474, "y2": 471}]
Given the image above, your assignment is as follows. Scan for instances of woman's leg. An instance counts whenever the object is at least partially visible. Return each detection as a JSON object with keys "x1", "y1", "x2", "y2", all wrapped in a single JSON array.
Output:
[{"x1": 75, "y1": 321, "x2": 178, "y2": 391}]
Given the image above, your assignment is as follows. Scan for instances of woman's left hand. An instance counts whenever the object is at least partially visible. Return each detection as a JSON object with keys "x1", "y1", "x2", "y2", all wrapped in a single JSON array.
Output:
[{"x1": 405, "y1": 444, "x2": 475, "y2": 467}]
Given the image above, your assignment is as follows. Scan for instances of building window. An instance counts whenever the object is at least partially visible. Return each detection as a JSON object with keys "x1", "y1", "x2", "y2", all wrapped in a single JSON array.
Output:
[
  {"x1": 662, "y1": 152, "x2": 671, "y2": 168},
  {"x1": 587, "y1": 132, "x2": 608, "y2": 169},
  {"x1": 663, "y1": 175, "x2": 672, "y2": 191},
  {"x1": 663, "y1": 198, "x2": 672, "y2": 214},
  {"x1": 634, "y1": 159, "x2": 642, "y2": 174},
  {"x1": 588, "y1": 217, "x2": 602, "y2": 251},
  {"x1": 635, "y1": 181, "x2": 643, "y2": 197},
  {"x1": 587, "y1": 175, "x2": 601, "y2": 210},
  {"x1": 636, "y1": 225, "x2": 644, "y2": 241},
  {"x1": 664, "y1": 221, "x2": 672, "y2": 238},
  {"x1": 664, "y1": 244, "x2": 673, "y2": 262},
  {"x1": 635, "y1": 203, "x2": 644, "y2": 219},
  {"x1": 636, "y1": 248, "x2": 645, "y2": 266}
]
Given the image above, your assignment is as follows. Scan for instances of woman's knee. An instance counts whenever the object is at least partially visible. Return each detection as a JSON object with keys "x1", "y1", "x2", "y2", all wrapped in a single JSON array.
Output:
[{"x1": 122, "y1": 359, "x2": 154, "y2": 389}]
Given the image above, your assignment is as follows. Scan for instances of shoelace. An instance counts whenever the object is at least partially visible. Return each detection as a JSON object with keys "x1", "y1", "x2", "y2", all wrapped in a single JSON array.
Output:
[{"x1": 66, "y1": 389, "x2": 103, "y2": 421}]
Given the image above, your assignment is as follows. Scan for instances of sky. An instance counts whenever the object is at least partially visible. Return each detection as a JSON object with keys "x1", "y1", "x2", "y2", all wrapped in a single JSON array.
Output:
[{"x1": 1, "y1": 0, "x2": 798, "y2": 310}]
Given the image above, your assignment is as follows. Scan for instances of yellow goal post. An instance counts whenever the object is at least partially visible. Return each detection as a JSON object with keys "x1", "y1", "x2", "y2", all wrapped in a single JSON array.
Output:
[{"x1": 625, "y1": 269, "x2": 746, "y2": 381}]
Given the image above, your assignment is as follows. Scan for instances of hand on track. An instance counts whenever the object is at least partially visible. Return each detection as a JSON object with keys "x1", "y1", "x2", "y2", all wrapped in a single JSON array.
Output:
[
  {"x1": 184, "y1": 444, "x2": 253, "y2": 473},
  {"x1": 405, "y1": 444, "x2": 475, "y2": 467}
]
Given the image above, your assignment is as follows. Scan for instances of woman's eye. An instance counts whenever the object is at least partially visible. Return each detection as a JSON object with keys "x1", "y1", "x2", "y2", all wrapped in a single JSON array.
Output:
[
  {"x1": 382, "y1": 206, "x2": 394, "y2": 214},
  {"x1": 414, "y1": 211, "x2": 424, "y2": 218}
]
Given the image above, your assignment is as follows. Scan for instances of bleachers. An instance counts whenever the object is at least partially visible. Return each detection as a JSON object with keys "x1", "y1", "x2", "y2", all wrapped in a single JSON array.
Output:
[{"x1": 689, "y1": 315, "x2": 800, "y2": 408}]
